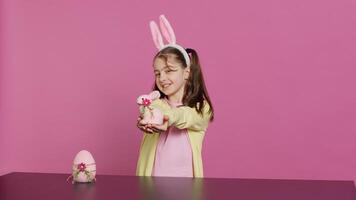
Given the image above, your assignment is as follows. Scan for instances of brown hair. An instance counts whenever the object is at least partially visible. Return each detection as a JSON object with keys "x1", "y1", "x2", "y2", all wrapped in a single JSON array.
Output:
[{"x1": 152, "y1": 47, "x2": 214, "y2": 121}]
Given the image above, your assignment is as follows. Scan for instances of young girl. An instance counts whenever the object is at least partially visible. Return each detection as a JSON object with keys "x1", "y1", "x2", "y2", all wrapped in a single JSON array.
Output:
[{"x1": 136, "y1": 15, "x2": 214, "y2": 178}]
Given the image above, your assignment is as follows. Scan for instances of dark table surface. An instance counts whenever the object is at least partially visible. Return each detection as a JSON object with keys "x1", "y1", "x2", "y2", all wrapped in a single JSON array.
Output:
[{"x1": 0, "y1": 172, "x2": 355, "y2": 200}]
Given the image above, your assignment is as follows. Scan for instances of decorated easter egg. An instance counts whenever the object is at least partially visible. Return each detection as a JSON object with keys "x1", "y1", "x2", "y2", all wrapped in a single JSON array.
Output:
[{"x1": 71, "y1": 150, "x2": 96, "y2": 183}]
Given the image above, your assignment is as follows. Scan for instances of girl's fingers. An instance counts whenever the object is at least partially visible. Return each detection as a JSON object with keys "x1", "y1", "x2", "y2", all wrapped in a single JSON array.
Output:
[
  {"x1": 137, "y1": 121, "x2": 166, "y2": 134},
  {"x1": 138, "y1": 119, "x2": 148, "y2": 126},
  {"x1": 137, "y1": 125, "x2": 145, "y2": 132},
  {"x1": 145, "y1": 127, "x2": 154, "y2": 133},
  {"x1": 150, "y1": 125, "x2": 160, "y2": 131},
  {"x1": 153, "y1": 128, "x2": 162, "y2": 133},
  {"x1": 150, "y1": 125, "x2": 164, "y2": 133},
  {"x1": 137, "y1": 122, "x2": 144, "y2": 129},
  {"x1": 137, "y1": 120, "x2": 150, "y2": 133},
  {"x1": 144, "y1": 124, "x2": 157, "y2": 133}
]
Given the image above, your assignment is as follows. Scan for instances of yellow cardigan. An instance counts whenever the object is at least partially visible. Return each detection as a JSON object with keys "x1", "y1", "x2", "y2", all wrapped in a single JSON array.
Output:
[{"x1": 136, "y1": 99, "x2": 212, "y2": 178}]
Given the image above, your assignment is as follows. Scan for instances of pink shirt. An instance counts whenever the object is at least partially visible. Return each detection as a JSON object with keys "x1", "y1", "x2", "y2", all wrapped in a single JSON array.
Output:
[{"x1": 152, "y1": 99, "x2": 193, "y2": 177}]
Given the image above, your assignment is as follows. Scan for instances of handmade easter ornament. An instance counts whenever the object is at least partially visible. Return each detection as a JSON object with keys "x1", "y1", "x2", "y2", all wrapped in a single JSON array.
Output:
[
  {"x1": 137, "y1": 90, "x2": 164, "y2": 125},
  {"x1": 150, "y1": 14, "x2": 191, "y2": 67},
  {"x1": 66, "y1": 150, "x2": 96, "y2": 184}
]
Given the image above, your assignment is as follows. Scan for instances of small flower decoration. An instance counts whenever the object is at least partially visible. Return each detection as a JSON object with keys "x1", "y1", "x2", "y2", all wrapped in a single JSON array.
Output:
[
  {"x1": 70, "y1": 162, "x2": 96, "y2": 183},
  {"x1": 77, "y1": 163, "x2": 86, "y2": 172},
  {"x1": 142, "y1": 98, "x2": 151, "y2": 107}
]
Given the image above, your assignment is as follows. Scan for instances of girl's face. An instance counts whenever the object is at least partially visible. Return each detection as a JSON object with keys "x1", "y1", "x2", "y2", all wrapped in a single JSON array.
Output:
[{"x1": 153, "y1": 56, "x2": 190, "y2": 102}]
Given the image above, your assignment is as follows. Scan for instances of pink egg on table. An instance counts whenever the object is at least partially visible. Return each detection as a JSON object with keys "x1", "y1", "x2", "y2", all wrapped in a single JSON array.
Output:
[{"x1": 70, "y1": 150, "x2": 96, "y2": 183}]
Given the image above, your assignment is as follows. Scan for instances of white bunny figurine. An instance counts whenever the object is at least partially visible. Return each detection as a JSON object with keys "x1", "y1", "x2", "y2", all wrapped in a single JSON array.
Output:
[{"x1": 137, "y1": 90, "x2": 164, "y2": 125}]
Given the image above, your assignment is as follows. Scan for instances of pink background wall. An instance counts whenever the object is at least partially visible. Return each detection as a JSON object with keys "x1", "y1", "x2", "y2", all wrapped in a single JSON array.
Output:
[{"x1": 1, "y1": 0, "x2": 355, "y2": 180}]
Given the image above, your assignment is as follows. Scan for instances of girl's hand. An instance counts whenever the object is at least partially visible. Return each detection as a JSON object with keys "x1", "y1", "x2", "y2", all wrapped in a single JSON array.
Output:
[
  {"x1": 147, "y1": 115, "x2": 169, "y2": 133},
  {"x1": 137, "y1": 115, "x2": 154, "y2": 134}
]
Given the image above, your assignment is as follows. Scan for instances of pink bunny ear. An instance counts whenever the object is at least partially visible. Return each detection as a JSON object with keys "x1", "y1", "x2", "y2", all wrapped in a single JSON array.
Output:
[
  {"x1": 150, "y1": 21, "x2": 164, "y2": 50},
  {"x1": 149, "y1": 90, "x2": 161, "y2": 100},
  {"x1": 137, "y1": 95, "x2": 145, "y2": 104},
  {"x1": 159, "y1": 15, "x2": 176, "y2": 44}
]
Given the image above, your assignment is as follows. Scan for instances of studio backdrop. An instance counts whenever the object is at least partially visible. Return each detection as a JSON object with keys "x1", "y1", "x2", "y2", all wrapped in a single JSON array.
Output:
[{"x1": 1, "y1": 0, "x2": 355, "y2": 180}]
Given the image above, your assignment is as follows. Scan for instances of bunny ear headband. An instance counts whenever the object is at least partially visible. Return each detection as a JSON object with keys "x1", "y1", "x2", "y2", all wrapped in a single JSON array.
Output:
[{"x1": 149, "y1": 15, "x2": 191, "y2": 67}]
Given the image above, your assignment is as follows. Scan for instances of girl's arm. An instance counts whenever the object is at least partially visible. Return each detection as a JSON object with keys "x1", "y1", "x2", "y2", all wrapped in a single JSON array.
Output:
[{"x1": 152, "y1": 99, "x2": 212, "y2": 131}]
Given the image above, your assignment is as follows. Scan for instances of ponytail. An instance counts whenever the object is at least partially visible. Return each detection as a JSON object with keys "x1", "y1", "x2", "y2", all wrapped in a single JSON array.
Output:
[{"x1": 183, "y1": 48, "x2": 214, "y2": 121}]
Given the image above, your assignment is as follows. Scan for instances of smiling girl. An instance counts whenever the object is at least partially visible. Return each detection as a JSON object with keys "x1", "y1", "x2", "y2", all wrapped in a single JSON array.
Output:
[{"x1": 136, "y1": 15, "x2": 214, "y2": 178}]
